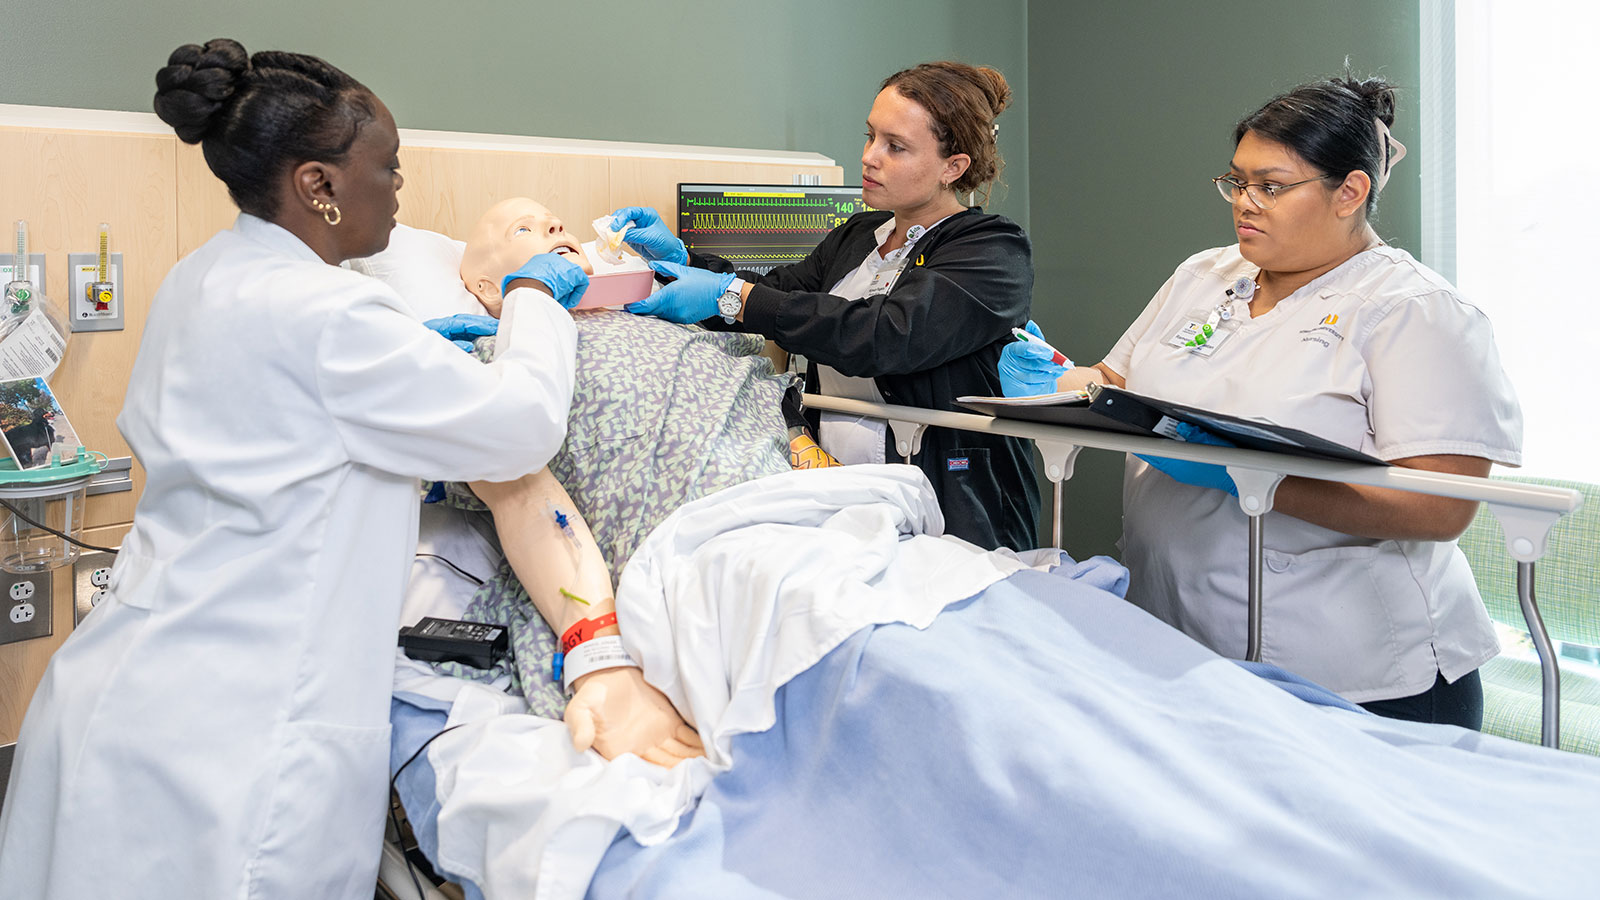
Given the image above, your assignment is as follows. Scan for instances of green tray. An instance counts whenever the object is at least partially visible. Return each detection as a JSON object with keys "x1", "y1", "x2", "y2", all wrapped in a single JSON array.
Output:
[{"x1": 0, "y1": 447, "x2": 106, "y2": 484}]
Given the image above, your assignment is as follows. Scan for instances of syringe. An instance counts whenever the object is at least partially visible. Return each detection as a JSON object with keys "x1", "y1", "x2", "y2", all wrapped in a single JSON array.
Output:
[{"x1": 5, "y1": 219, "x2": 33, "y2": 314}]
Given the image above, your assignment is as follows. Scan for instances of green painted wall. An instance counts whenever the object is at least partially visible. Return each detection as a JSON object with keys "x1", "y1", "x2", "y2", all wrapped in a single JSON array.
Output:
[
  {"x1": 1027, "y1": 1, "x2": 1422, "y2": 558},
  {"x1": 0, "y1": 0, "x2": 1029, "y2": 224},
  {"x1": 6, "y1": 1, "x2": 1429, "y2": 556}
]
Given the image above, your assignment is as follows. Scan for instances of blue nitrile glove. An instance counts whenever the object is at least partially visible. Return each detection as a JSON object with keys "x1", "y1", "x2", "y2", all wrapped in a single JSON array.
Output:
[
  {"x1": 500, "y1": 252, "x2": 590, "y2": 309},
  {"x1": 424, "y1": 313, "x2": 498, "y2": 353},
  {"x1": 608, "y1": 206, "x2": 689, "y2": 265},
  {"x1": 1136, "y1": 422, "x2": 1239, "y2": 495},
  {"x1": 626, "y1": 260, "x2": 734, "y2": 324},
  {"x1": 998, "y1": 320, "x2": 1068, "y2": 397}
]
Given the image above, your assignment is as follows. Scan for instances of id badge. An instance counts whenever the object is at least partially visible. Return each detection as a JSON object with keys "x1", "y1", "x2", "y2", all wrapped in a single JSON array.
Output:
[{"x1": 1166, "y1": 307, "x2": 1242, "y2": 358}]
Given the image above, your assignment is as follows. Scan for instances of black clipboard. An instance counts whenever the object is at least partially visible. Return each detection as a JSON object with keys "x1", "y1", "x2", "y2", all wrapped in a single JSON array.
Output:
[
  {"x1": 1086, "y1": 385, "x2": 1388, "y2": 465},
  {"x1": 957, "y1": 386, "x2": 1387, "y2": 465},
  {"x1": 956, "y1": 394, "x2": 1150, "y2": 436}
]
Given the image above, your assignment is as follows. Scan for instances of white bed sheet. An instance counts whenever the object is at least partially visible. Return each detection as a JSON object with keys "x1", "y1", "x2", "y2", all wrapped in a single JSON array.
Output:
[{"x1": 408, "y1": 465, "x2": 1025, "y2": 900}]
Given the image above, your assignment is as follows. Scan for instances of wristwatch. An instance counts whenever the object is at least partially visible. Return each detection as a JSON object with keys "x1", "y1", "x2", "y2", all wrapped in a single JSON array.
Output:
[{"x1": 717, "y1": 278, "x2": 746, "y2": 324}]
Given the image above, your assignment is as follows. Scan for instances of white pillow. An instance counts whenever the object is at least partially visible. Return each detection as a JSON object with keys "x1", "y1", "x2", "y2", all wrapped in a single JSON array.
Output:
[
  {"x1": 349, "y1": 223, "x2": 486, "y2": 321},
  {"x1": 351, "y1": 222, "x2": 654, "y2": 319}
]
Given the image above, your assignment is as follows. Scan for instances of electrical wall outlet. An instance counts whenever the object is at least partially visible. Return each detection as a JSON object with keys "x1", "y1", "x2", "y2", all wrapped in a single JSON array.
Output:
[
  {"x1": 67, "y1": 252, "x2": 124, "y2": 332},
  {"x1": 0, "y1": 571, "x2": 51, "y2": 645},
  {"x1": 73, "y1": 550, "x2": 116, "y2": 628}
]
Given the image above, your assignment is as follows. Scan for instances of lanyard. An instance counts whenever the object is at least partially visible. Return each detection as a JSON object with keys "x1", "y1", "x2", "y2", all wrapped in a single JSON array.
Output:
[
  {"x1": 1186, "y1": 274, "x2": 1255, "y2": 349},
  {"x1": 864, "y1": 223, "x2": 931, "y2": 296}
]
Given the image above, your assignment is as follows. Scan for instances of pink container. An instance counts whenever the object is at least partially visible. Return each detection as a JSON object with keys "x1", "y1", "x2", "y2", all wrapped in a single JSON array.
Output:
[{"x1": 573, "y1": 270, "x2": 656, "y2": 309}]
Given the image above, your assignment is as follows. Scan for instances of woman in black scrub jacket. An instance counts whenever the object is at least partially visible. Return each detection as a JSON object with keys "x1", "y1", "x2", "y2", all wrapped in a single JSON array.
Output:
[{"x1": 614, "y1": 61, "x2": 1038, "y2": 552}]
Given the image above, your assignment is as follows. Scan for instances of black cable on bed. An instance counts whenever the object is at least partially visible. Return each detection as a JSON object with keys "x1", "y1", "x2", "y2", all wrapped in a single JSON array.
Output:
[
  {"x1": 415, "y1": 552, "x2": 486, "y2": 586},
  {"x1": 389, "y1": 723, "x2": 466, "y2": 899}
]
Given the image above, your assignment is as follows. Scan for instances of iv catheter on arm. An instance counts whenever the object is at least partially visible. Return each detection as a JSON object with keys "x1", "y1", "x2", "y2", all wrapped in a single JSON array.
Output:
[{"x1": 468, "y1": 471, "x2": 704, "y2": 767}]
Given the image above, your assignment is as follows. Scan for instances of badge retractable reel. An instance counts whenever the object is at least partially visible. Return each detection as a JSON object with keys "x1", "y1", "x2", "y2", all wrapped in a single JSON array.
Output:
[{"x1": 1168, "y1": 275, "x2": 1254, "y2": 358}]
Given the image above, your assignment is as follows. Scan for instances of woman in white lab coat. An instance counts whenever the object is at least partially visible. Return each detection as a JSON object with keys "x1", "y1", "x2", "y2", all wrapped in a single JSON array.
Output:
[
  {"x1": 0, "y1": 39, "x2": 590, "y2": 899},
  {"x1": 1001, "y1": 74, "x2": 1522, "y2": 727}
]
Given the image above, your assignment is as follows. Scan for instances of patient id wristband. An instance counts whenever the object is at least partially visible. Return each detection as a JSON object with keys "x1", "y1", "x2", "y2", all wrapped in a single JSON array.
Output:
[
  {"x1": 560, "y1": 635, "x2": 639, "y2": 694},
  {"x1": 560, "y1": 612, "x2": 618, "y2": 654}
]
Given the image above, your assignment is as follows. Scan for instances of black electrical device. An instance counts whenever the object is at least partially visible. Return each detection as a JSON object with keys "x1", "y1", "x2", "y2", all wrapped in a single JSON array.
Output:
[{"x1": 399, "y1": 617, "x2": 509, "y2": 669}]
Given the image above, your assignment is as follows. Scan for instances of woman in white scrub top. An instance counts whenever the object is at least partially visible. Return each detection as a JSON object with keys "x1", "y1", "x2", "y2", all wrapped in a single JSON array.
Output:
[
  {"x1": 0, "y1": 39, "x2": 590, "y2": 900},
  {"x1": 1001, "y1": 75, "x2": 1521, "y2": 727}
]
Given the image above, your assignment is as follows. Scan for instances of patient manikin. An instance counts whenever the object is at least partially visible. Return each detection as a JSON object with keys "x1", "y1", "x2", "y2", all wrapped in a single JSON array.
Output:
[
  {"x1": 439, "y1": 199, "x2": 837, "y2": 767},
  {"x1": 460, "y1": 198, "x2": 595, "y2": 317}
]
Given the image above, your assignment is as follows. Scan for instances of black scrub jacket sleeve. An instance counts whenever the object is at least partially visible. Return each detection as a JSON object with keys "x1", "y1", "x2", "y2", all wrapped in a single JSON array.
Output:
[
  {"x1": 698, "y1": 209, "x2": 1033, "y2": 378},
  {"x1": 689, "y1": 208, "x2": 1042, "y2": 553}
]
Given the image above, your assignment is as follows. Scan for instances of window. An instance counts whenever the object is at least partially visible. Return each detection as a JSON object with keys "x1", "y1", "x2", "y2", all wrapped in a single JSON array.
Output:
[
  {"x1": 1425, "y1": 0, "x2": 1600, "y2": 709},
  {"x1": 1425, "y1": 0, "x2": 1600, "y2": 481}
]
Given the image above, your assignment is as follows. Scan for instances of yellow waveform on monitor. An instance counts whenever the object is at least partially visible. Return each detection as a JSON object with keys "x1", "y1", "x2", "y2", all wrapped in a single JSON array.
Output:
[{"x1": 691, "y1": 213, "x2": 833, "y2": 230}]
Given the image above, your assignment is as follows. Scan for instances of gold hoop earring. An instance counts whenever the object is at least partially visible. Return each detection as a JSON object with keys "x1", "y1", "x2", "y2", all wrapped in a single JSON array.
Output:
[{"x1": 312, "y1": 199, "x2": 342, "y2": 226}]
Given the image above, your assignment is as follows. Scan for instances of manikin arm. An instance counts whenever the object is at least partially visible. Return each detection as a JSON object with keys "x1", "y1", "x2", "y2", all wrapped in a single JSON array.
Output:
[{"x1": 469, "y1": 471, "x2": 703, "y2": 767}]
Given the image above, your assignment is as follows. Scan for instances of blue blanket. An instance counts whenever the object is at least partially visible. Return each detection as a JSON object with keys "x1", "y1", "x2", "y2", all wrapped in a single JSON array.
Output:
[{"x1": 395, "y1": 568, "x2": 1600, "y2": 898}]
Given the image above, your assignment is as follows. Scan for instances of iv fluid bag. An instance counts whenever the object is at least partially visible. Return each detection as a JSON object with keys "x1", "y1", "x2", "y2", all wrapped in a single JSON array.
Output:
[{"x1": 0, "y1": 291, "x2": 69, "y2": 380}]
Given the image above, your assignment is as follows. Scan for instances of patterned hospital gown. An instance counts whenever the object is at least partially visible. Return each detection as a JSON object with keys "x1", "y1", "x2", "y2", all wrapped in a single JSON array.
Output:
[{"x1": 427, "y1": 310, "x2": 794, "y2": 717}]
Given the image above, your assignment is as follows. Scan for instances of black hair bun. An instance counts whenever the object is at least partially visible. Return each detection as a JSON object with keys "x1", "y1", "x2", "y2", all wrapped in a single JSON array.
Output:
[
  {"x1": 1339, "y1": 73, "x2": 1398, "y2": 127},
  {"x1": 153, "y1": 38, "x2": 251, "y2": 144}
]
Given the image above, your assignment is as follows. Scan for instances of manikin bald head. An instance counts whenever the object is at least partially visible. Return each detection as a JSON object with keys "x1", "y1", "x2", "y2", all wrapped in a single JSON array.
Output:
[{"x1": 460, "y1": 198, "x2": 593, "y2": 315}]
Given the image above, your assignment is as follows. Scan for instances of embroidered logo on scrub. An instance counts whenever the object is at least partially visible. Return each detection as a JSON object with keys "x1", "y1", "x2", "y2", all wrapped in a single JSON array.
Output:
[
  {"x1": 1299, "y1": 311, "x2": 1346, "y2": 348},
  {"x1": 947, "y1": 456, "x2": 970, "y2": 471}
]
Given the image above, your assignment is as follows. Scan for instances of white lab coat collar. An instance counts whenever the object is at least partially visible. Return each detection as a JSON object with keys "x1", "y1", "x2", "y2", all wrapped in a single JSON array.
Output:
[{"x1": 233, "y1": 212, "x2": 326, "y2": 264}]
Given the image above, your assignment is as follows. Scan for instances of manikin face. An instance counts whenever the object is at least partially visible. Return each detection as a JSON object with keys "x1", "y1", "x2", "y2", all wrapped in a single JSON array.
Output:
[
  {"x1": 460, "y1": 198, "x2": 593, "y2": 315},
  {"x1": 860, "y1": 87, "x2": 968, "y2": 213}
]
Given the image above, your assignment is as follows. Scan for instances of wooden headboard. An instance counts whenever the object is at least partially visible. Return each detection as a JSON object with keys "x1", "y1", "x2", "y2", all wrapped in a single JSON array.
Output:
[{"x1": 0, "y1": 103, "x2": 842, "y2": 742}]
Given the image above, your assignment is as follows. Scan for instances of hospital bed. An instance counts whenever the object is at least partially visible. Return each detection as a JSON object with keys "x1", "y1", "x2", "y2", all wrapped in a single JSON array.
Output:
[
  {"x1": 380, "y1": 412, "x2": 1598, "y2": 899},
  {"x1": 808, "y1": 393, "x2": 1584, "y2": 749}
]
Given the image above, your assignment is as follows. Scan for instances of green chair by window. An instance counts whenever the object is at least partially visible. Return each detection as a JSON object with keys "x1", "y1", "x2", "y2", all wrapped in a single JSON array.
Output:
[{"x1": 1456, "y1": 477, "x2": 1600, "y2": 755}]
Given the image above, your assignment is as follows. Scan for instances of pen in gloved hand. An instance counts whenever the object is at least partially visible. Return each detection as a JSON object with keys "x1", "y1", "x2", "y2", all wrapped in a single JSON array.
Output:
[{"x1": 1010, "y1": 327, "x2": 1074, "y2": 368}]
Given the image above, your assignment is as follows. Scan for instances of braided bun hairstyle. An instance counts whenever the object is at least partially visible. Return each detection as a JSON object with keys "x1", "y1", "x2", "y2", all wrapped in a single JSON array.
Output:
[
  {"x1": 1233, "y1": 71, "x2": 1400, "y2": 215},
  {"x1": 880, "y1": 61, "x2": 1012, "y2": 203},
  {"x1": 154, "y1": 39, "x2": 377, "y2": 218}
]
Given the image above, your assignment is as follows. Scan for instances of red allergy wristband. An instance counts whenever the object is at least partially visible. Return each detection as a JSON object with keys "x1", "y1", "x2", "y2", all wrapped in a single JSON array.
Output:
[{"x1": 560, "y1": 612, "x2": 619, "y2": 654}]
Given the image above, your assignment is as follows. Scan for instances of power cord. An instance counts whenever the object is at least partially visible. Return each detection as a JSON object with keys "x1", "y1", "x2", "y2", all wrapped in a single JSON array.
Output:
[
  {"x1": 389, "y1": 723, "x2": 466, "y2": 899},
  {"x1": 0, "y1": 499, "x2": 119, "y2": 555},
  {"x1": 414, "y1": 552, "x2": 485, "y2": 586}
]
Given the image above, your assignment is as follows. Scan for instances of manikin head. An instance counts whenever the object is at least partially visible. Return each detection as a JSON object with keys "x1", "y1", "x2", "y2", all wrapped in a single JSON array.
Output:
[{"x1": 460, "y1": 198, "x2": 593, "y2": 315}]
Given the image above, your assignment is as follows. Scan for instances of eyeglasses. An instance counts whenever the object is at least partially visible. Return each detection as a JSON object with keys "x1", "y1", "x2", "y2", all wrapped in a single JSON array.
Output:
[{"x1": 1213, "y1": 174, "x2": 1334, "y2": 210}]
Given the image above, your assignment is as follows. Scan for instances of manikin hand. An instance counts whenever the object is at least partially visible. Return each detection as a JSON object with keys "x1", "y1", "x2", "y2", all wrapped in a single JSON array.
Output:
[{"x1": 565, "y1": 666, "x2": 705, "y2": 767}]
